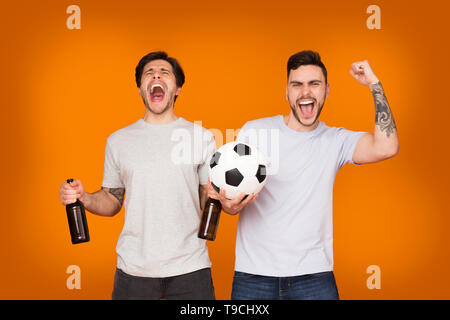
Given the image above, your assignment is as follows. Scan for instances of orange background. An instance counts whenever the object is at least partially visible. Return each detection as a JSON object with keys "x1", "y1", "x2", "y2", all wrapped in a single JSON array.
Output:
[{"x1": 1, "y1": 0, "x2": 449, "y2": 299}]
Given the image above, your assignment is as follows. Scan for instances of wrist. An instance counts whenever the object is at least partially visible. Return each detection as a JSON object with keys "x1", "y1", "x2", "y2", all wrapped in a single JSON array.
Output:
[
  {"x1": 369, "y1": 79, "x2": 380, "y2": 87},
  {"x1": 79, "y1": 192, "x2": 91, "y2": 208}
]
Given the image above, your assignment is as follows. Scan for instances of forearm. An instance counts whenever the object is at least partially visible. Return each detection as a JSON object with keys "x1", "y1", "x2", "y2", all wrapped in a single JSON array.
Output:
[
  {"x1": 370, "y1": 81, "x2": 399, "y2": 156},
  {"x1": 82, "y1": 188, "x2": 123, "y2": 217}
]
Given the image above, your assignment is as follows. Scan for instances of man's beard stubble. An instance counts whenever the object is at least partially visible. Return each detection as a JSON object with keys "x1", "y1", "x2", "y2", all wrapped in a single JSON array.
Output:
[
  {"x1": 142, "y1": 91, "x2": 176, "y2": 115},
  {"x1": 290, "y1": 95, "x2": 326, "y2": 127}
]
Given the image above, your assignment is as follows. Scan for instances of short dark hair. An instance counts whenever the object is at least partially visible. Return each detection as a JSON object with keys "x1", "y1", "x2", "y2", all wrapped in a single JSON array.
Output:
[
  {"x1": 135, "y1": 51, "x2": 185, "y2": 89},
  {"x1": 287, "y1": 50, "x2": 327, "y2": 83}
]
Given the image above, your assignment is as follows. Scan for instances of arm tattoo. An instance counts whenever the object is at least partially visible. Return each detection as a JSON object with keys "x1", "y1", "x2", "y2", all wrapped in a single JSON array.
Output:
[
  {"x1": 102, "y1": 187, "x2": 125, "y2": 206},
  {"x1": 370, "y1": 81, "x2": 396, "y2": 138}
]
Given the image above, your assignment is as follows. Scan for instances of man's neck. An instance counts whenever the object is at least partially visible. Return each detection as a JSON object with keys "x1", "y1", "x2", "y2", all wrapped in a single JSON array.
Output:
[
  {"x1": 143, "y1": 110, "x2": 178, "y2": 124},
  {"x1": 283, "y1": 113, "x2": 319, "y2": 132}
]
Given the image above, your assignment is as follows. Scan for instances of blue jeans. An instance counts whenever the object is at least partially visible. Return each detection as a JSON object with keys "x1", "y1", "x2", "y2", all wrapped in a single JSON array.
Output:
[{"x1": 231, "y1": 271, "x2": 339, "y2": 300}]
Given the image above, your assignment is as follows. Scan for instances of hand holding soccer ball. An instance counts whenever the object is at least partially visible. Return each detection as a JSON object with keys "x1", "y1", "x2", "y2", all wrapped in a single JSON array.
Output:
[{"x1": 207, "y1": 142, "x2": 268, "y2": 214}]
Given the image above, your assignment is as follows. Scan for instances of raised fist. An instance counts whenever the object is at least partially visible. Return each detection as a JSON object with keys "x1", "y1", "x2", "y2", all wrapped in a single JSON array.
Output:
[{"x1": 350, "y1": 60, "x2": 379, "y2": 86}]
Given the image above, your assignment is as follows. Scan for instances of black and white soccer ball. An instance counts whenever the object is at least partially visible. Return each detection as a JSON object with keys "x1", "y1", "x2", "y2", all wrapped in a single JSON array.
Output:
[{"x1": 209, "y1": 142, "x2": 268, "y2": 199}]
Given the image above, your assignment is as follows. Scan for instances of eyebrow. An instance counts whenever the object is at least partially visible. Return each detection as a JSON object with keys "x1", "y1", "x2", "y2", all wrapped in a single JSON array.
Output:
[
  {"x1": 144, "y1": 67, "x2": 172, "y2": 73},
  {"x1": 289, "y1": 80, "x2": 322, "y2": 85}
]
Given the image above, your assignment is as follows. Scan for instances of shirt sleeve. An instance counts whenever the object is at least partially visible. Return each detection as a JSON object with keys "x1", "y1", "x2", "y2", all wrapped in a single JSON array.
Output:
[
  {"x1": 101, "y1": 138, "x2": 125, "y2": 188},
  {"x1": 198, "y1": 130, "x2": 217, "y2": 185},
  {"x1": 336, "y1": 128, "x2": 367, "y2": 169}
]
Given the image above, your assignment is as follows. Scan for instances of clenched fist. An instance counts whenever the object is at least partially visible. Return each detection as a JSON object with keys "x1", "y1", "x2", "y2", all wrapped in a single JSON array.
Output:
[
  {"x1": 350, "y1": 60, "x2": 379, "y2": 86},
  {"x1": 59, "y1": 179, "x2": 87, "y2": 205}
]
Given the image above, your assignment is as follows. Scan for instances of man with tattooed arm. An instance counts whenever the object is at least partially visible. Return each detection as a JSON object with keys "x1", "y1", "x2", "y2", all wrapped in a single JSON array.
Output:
[
  {"x1": 208, "y1": 50, "x2": 399, "y2": 300},
  {"x1": 59, "y1": 52, "x2": 217, "y2": 300}
]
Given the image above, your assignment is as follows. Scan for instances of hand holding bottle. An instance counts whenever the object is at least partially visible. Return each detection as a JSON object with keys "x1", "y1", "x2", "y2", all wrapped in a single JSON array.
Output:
[
  {"x1": 60, "y1": 179, "x2": 87, "y2": 205},
  {"x1": 61, "y1": 178, "x2": 90, "y2": 244}
]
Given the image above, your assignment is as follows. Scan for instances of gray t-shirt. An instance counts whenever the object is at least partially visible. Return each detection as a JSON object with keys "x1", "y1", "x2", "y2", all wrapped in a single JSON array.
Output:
[
  {"x1": 235, "y1": 115, "x2": 366, "y2": 277},
  {"x1": 102, "y1": 117, "x2": 216, "y2": 277}
]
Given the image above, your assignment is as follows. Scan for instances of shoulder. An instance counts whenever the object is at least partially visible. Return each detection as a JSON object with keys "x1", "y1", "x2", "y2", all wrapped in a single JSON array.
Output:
[
  {"x1": 171, "y1": 118, "x2": 215, "y2": 147},
  {"x1": 177, "y1": 118, "x2": 215, "y2": 139},
  {"x1": 318, "y1": 123, "x2": 366, "y2": 143},
  {"x1": 241, "y1": 115, "x2": 281, "y2": 130},
  {"x1": 106, "y1": 119, "x2": 143, "y2": 145},
  {"x1": 316, "y1": 122, "x2": 349, "y2": 135},
  {"x1": 329, "y1": 125, "x2": 364, "y2": 137}
]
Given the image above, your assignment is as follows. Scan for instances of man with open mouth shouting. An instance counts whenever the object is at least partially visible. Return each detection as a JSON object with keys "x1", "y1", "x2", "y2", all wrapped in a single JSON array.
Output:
[
  {"x1": 59, "y1": 52, "x2": 216, "y2": 300},
  {"x1": 208, "y1": 50, "x2": 399, "y2": 300}
]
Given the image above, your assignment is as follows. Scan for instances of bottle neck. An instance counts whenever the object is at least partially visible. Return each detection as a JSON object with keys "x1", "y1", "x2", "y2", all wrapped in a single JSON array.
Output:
[{"x1": 206, "y1": 197, "x2": 222, "y2": 210}]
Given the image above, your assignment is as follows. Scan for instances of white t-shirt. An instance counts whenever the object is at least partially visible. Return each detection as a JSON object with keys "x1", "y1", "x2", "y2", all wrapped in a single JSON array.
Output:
[
  {"x1": 235, "y1": 115, "x2": 366, "y2": 277},
  {"x1": 102, "y1": 118, "x2": 216, "y2": 278}
]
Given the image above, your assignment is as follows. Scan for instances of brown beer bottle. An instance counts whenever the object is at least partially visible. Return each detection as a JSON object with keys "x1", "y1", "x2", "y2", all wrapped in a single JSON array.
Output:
[
  {"x1": 198, "y1": 197, "x2": 222, "y2": 241},
  {"x1": 66, "y1": 179, "x2": 90, "y2": 244}
]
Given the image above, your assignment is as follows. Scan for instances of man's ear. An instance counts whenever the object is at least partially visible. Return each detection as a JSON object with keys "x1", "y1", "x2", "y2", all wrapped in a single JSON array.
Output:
[
  {"x1": 176, "y1": 87, "x2": 182, "y2": 97},
  {"x1": 325, "y1": 82, "x2": 330, "y2": 99}
]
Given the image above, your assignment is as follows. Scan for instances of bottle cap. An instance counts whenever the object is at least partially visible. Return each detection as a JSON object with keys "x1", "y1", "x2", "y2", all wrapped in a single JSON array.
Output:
[{"x1": 67, "y1": 178, "x2": 74, "y2": 184}]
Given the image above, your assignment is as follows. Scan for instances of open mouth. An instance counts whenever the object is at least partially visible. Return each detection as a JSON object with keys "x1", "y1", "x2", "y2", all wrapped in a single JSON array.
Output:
[
  {"x1": 298, "y1": 99, "x2": 315, "y2": 117},
  {"x1": 149, "y1": 84, "x2": 166, "y2": 102}
]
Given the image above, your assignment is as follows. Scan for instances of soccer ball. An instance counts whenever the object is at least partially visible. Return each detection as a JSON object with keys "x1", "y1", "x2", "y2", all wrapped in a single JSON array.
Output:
[{"x1": 209, "y1": 141, "x2": 268, "y2": 200}]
